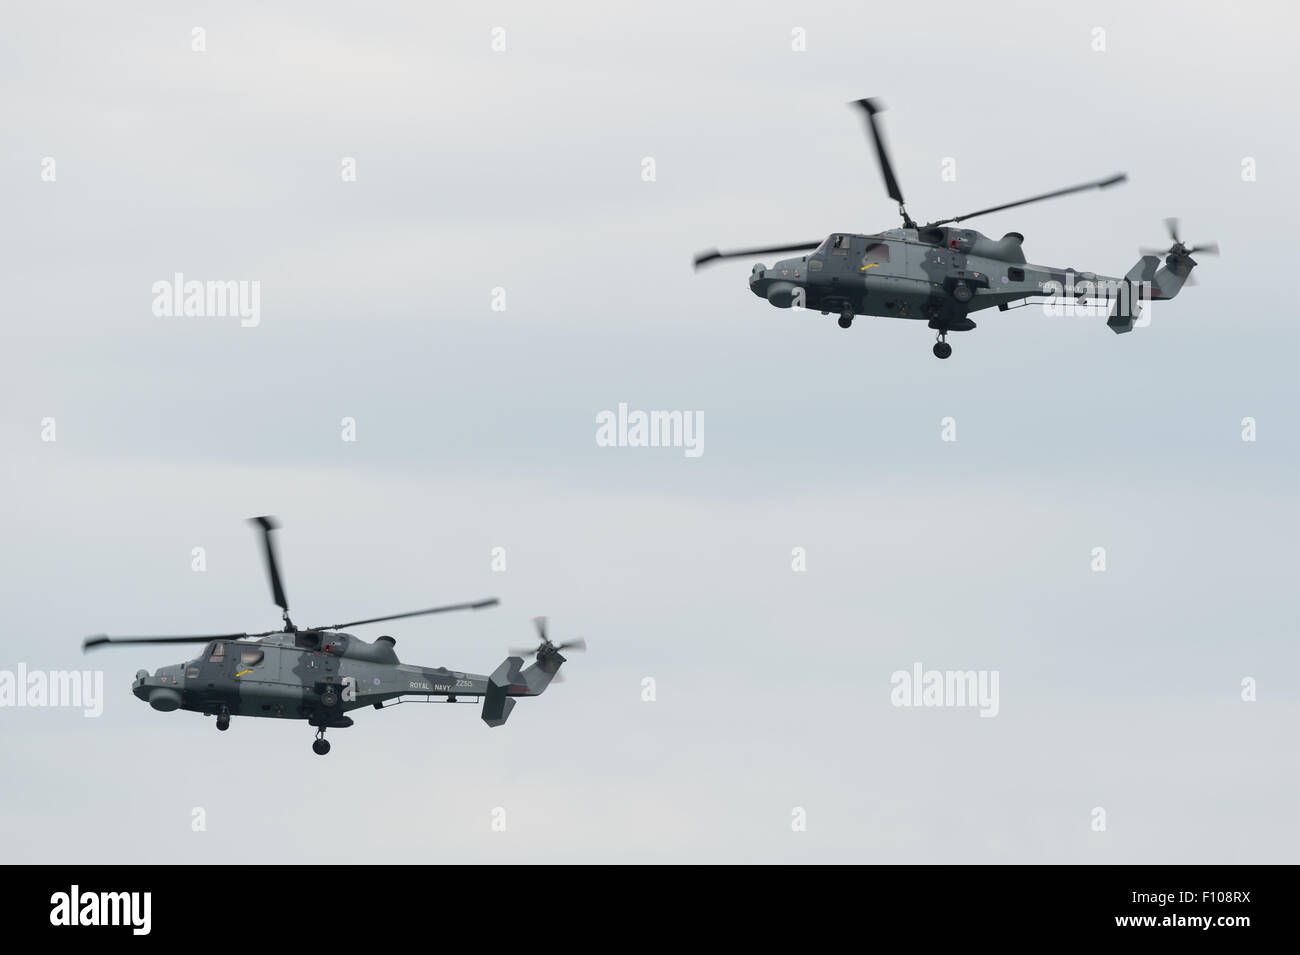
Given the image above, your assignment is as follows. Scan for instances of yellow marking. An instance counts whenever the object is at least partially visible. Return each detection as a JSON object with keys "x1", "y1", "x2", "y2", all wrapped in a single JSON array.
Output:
[
  {"x1": 235, "y1": 669, "x2": 252, "y2": 677},
  {"x1": 860, "y1": 263, "x2": 881, "y2": 271}
]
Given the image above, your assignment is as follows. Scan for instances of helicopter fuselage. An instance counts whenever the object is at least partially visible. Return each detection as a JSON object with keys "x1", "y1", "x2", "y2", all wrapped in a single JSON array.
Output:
[
  {"x1": 132, "y1": 629, "x2": 558, "y2": 728},
  {"x1": 87, "y1": 516, "x2": 575, "y2": 754},
  {"x1": 697, "y1": 98, "x2": 1208, "y2": 358},
  {"x1": 750, "y1": 226, "x2": 1145, "y2": 330}
]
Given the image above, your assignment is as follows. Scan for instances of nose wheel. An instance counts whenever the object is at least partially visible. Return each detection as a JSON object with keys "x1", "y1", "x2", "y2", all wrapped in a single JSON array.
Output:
[
  {"x1": 932, "y1": 333, "x2": 952, "y2": 360},
  {"x1": 312, "y1": 727, "x2": 331, "y2": 755},
  {"x1": 215, "y1": 708, "x2": 230, "y2": 731},
  {"x1": 838, "y1": 306, "x2": 853, "y2": 329}
]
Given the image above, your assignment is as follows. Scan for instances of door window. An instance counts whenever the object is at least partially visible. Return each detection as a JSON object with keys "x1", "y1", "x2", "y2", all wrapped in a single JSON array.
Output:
[{"x1": 862, "y1": 242, "x2": 890, "y2": 264}]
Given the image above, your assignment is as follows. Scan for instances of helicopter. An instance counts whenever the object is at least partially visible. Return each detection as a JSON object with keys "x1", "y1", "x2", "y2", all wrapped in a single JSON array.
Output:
[
  {"x1": 694, "y1": 99, "x2": 1217, "y2": 358},
  {"x1": 82, "y1": 517, "x2": 584, "y2": 755}
]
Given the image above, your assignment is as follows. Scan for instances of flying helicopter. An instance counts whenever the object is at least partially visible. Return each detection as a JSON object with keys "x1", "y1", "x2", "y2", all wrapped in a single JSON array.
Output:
[
  {"x1": 694, "y1": 99, "x2": 1217, "y2": 358},
  {"x1": 82, "y1": 517, "x2": 584, "y2": 755}
]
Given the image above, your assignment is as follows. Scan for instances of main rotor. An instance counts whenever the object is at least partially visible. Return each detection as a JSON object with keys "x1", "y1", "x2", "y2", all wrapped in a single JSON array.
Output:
[
  {"x1": 693, "y1": 98, "x2": 1128, "y2": 269},
  {"x1": 83, "y1": 517, "x2": 500, "y2": 652}
]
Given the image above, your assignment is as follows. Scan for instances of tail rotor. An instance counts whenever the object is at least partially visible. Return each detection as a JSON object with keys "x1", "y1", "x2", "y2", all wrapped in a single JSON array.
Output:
[
  {"x1": 1138, "y1": 218, "x2": 1217, "y2": 287},
  {"x1": 510, "y1": 616, "x2": 587, "y2": 680},
  {"x1": 1140, "y1": 216, "x2": 1219, "y2": 256}
]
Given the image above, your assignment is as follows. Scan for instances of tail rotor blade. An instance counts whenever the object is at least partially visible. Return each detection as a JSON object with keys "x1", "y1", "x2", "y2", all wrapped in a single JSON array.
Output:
[
  {"x1": 1164, "y1": 217, "x2": 1181, "y2": 244},
  {"x1": 533, "y1": 616, "x2": 548, "y2": 643},
  {"x1": 555, "y1": 638, "x2": 587, "y2": 652}
]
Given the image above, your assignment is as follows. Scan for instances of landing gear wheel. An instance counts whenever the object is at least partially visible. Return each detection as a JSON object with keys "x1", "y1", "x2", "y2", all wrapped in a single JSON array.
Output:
[
  {"x1": 312, "y1": 738, "x2": 331, "y2": 755},
  {"x1": 933, "y1": 341, "x2": 952, "y2": 360},
  {"x1": 952, "y1": 283, "x2": 973, "y2": 304},
  {"x1": 837, "y1": 315, "x2": 853, "y2": 329},
  {"x1": 215, "y1": 711, "x2": 230, "y2": 731}
]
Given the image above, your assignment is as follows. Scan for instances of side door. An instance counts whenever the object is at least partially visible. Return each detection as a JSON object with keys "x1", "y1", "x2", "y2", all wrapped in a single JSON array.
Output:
[
  {"x1": 233, "y1": 642, "x2": 275, "y2": 682},
  {"x1": 189, "y1": 640, "x2": 239, "y2": 710},
  {"x1": 821, "y1": 233, "x2": 856, "y2": 305}
]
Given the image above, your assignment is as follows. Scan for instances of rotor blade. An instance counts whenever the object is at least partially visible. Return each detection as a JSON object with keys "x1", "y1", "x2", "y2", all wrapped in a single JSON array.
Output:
[
  {"x1": 853, "y1": 98, "x2": 906, "y2": 207},
  {"x1": 555, "y1": 638, "x2": 587, "y2": 652},
  {"x1": 533, "y1": 616, "x2": 548, "y2": 642},
  {"x1": 1138, "y1": 242, "x2": 1218, "y2": 257},
  {"x1": 693, "y1": 241, "x2": 822, "y2": 269},
  {"x1": 509, "y1": 647, "x2": 539, "y2": 656},
  {"x1": 1164, "y1": 217, "x2": 1181, "y2": 244},
  {"x1": 928, "y1": 173, "x2": 1127, "y2": 227},
  {"x1": 313, "y1": 597, "x2": 500, "y2": 631},
  {"x1": 84, "y1": 633, "x2": 245, "y2": 652},
  {"x1": 248, "y1": 516, "x2": 289, "y2": 613}
]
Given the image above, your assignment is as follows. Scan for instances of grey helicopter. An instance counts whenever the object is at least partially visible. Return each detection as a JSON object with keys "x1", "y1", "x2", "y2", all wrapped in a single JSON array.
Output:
[
  {"x1": 694, "y1": 99, "x2": 1216, "y2": 358},
  {"x1": 83, "y1": 517, "x2": 584, "y2": 755}
]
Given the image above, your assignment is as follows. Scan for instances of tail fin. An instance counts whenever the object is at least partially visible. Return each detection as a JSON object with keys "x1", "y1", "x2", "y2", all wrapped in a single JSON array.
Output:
[
  {"x1": 1107, "y1": 255, "x2": 1157, "y2": 334},
  {"x1": 1112, "y1": 252, "x2": 1190, "y2": 335},
  {"x1": 1108, "y1": 252, "x2": 1195, "y2": 334},
  {"x1": 480, "y1": 654, "x2": 563, "y2": 727}
]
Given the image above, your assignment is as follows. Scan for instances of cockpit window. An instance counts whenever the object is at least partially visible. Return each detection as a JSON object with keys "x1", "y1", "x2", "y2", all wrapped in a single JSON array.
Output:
[
  {"x1": 830, "y1": 234, "x2": 851, "y2": 255},
  {"x1": 239, "y1": 647, "x2": 265, "y2": 667},
  {"x1": 209, "y1": 643, "x2": 225, "y2": 662}
]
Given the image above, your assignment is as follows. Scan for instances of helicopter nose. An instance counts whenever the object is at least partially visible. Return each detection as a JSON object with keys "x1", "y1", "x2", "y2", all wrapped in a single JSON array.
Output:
[
  {"x1": 133, "y1": 669, "x2": 183, "y2": 710},
  {"x1": 751, "y1": 260, "x2": 801, "y2": 307}
]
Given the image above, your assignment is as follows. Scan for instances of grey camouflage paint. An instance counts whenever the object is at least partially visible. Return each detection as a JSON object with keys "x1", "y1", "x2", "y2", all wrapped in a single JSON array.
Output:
[
  {"x1": 104, "y1": 518, "x2": 570, "y2": 753},
  {"x1": 132, "y1": 629, "x2": 562, "y2": 731},
  {"x1": 749, "y1": 226, "x2": 1193, "y2": 338}
]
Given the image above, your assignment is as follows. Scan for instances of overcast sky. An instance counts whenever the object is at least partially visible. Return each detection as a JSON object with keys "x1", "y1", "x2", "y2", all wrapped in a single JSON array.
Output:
[{"x1": 1, "y1": 0, "x2": 1297, "y2": 863}]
